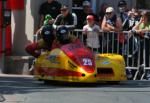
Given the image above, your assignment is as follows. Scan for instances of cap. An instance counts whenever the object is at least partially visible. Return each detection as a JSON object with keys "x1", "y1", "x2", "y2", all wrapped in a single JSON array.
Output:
[
  {"x1": 61, "y1": 5, "x2": 68, "y2": 10},
  {"x1": 82, "y1": 1, "x2": 91, "y2": 6},
  {"x1": 86, "y1": 15, "x2": 94, "y2": 20},
  {"x1": 118, "y1": 0, "x2": 127, "y2": 7},
  {"x1": 45, "y1": 14, "x2": 52, "y2": 20},
  {"x1": 106, "y1": 7, "x2": 114, "y2": 13}
]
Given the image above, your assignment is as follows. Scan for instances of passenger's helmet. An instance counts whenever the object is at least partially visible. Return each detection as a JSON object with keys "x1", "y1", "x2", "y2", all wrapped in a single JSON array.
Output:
[{"x1": 56, "y1": 26, "x2": 70, "y2": 44}]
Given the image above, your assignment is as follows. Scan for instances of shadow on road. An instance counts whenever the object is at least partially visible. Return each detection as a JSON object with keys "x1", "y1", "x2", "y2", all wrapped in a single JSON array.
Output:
[
  {"x1": 1, "y1": 75, "x2": 150, "y2": 95},
  {"x1": 0, "y1": 75, "x2": 56, "y2": 95}
]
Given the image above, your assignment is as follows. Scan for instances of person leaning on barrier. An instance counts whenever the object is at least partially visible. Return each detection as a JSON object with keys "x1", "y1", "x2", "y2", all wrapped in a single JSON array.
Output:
[
  {"x1": 123, "y1": 7, "x2": 141, "y2": 31},
  {"x1": 53, "y1": 5, "x2": 77, "y2": 30},
  {"x1": 132, "y1": 11, "x2": 150, "y2": 67},
  {"x1": 101, "y1": 7, "x2": 123, "y2": 53},
  {"x1": 82, "y1": 15, "x2": 101, "y2": 52},
  {"x1": 132, "y1": 11, "x2": 150, "y2": 34},
  {"x1": 101, "y1": 7, "x2": 122, "y2": 32},
  {"x1": 122, "y1": 7, "x2": 141, "y2": 68}
]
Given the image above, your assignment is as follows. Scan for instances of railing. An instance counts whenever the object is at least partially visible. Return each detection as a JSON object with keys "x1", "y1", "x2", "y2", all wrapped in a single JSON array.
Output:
[{"x1": 34, "y1": 29, "x2": 150, "y2": 80}]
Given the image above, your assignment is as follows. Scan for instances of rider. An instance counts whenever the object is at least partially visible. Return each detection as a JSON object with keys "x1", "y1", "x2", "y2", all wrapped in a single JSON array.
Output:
[{"x1": 25, "y1": 25, "x2": 55, "y2": 58}]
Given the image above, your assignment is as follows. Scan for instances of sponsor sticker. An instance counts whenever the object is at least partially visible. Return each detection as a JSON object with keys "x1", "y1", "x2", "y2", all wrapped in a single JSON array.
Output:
[
  {"x1": 102, "y1": 61, "x2": 110, "y2": 65},
  {"x1": 47, "y1": 55, "x2": 60, "y2": 64}
]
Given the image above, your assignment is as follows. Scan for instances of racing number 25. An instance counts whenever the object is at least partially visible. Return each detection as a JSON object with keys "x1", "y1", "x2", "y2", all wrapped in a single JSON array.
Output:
[{"x1": 83, "y1": 58, "x2": 92, "y2": 66}]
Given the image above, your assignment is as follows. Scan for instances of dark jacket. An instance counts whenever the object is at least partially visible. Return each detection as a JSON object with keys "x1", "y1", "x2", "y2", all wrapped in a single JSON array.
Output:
[{"x1": 53, "y1": 13, "x2": 77, "y2": 30}]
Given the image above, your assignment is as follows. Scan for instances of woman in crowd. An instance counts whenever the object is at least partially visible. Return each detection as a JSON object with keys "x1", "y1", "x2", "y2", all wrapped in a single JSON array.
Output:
[{"x1": 132, "y1": 11, "x2": 150, "y2": 67}]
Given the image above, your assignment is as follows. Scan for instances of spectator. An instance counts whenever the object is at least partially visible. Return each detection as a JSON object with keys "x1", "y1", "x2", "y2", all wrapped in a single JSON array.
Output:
[
  {"x1": 133, "y1": 11, "x2": 150, "y2": 33},
  {"x1": 82, "y1": 15, "x2": 101, "y2": 53},
  {"x1": 43, "y1": 14, "x2": 53, "y2": 26},
  {"x1": 132, "y1": 11, "x2": 150, "y2": 67},
  {"x1": 101, "y1": 7, "x2": 122, "y2": 54},
  {"x1": 122, "y1": 7, "x2": 141, "y2": 78},
  {"x1": 118, "y1": 0, "x2": 128, "y2": 20},
  {"x1": 39, "y1": 0, "x2": 61, "y2": 27},
  {"x1": 101, "y1": 7, "x2": 122, "y2": 32},
  {"x1": 74, "y1": 1, "x2": 98, "y2": 29},
  {"x1": 36, "y1": 14, "x2": 54, "y2": 36},
  {"x1": 117, "y1": 0, "x2": 129, "y2": 30},
  {"x1": 53, "y1": 5, "x2": 77, "y2": 30},
  {"x1": 126, "y1": 7, "x2": 141, "y2": 30},
  {"x1": 125, "y1": 7, "x2": 141, "y2": 53},
  {"x1": 98, "y1": 3, "x2": 108, "y2": 26}
]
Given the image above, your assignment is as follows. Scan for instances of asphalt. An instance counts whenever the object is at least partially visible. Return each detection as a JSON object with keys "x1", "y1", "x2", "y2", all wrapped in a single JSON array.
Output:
[
  {"x1": 0, "y1": 74, "x2": 34, "y2": 103},
  {"x1": 1, "y1": 74, "x2": 150, "y2": 103}
]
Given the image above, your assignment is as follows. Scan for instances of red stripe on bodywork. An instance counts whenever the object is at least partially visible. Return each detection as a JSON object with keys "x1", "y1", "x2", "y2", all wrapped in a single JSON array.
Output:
[{"x1": 35, "y1": 67, "x2": 83, "y2": 77}]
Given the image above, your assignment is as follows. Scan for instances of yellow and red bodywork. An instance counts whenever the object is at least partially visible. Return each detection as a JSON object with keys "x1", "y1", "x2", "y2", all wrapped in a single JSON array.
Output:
[
  {"x1": 34, "y1": 43, "x2": 126, "y2": 83},
  {"x1": 34, "y1": 45, "x2": 97, "y2": 83}
]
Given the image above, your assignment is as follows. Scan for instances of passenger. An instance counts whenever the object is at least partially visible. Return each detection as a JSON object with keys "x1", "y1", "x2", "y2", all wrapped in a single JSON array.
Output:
[
  {"x1": 53, "y1": 5, "x2": 77, "y2": 30},
  {"x1": 82, "y1": 15, "x2": 101, "y2": 53},
  {"x1": 52, "y1": 26, "x2": 80, "y2": 49},
  {"x1": 25, "y1": 25, "x2": 55, "y2": 58},
  {"x1": 39, "y1": 0, "x2": 61, "y2": 27}
]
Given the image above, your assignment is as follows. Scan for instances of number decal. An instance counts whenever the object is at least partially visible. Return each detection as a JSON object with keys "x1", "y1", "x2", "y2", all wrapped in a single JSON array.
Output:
[{"x1": 83, "y1": 58, "x2": 92, "y2": 66}]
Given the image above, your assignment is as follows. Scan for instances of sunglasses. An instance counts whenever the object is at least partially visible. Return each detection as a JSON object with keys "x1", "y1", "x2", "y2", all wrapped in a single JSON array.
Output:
[
  {"x1": 106, "y1": 12, "x2": 112, "y2": 15},
  {"x1": 61, "y1": 9, "x2": 68, "y2": 12}
]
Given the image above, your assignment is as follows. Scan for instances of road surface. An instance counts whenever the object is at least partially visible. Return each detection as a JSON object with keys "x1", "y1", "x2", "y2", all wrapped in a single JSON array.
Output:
[{"x1": 0, "y1": 74, "x2": 150, "y2": 103}]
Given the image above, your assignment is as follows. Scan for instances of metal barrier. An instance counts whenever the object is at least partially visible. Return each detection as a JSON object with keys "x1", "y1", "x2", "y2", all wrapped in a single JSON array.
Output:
[{"x1": 34, "y1": 29, "x2": 150, "y2": 80}]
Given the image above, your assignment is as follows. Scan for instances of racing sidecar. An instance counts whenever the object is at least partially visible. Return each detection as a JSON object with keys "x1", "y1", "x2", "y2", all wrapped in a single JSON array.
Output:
[{"x1": 34, "y1": 43, "x2": 127, "y2": 83}]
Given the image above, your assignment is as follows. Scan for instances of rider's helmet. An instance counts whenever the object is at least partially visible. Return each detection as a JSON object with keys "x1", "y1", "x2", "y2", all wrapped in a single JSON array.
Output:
[
  {"x1": 41, "y1": 25, "x2": 55, "y2": 46},
  {"x1": 56, "y1": 26, "x2": 70, "y2": 44}
]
